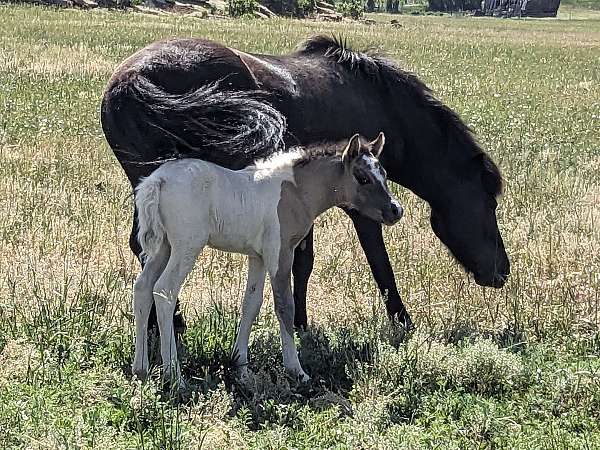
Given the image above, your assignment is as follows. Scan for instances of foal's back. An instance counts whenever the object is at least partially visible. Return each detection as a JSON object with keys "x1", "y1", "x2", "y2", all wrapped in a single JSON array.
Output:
[{"x1": 147, "y1": 158, "x2": 290, "y2": 256}]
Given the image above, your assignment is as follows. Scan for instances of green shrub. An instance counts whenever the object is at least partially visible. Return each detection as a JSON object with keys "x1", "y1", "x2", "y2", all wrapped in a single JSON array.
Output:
[
  {"x1": 336, "y1": 0, "x2": 364, "y2": 18},
  {"x1": 228, "y1": 0, "x2": 258, "y2": 17},
  {"x1": 296, "y1": 0, "x2": 317, "y2": 15}
]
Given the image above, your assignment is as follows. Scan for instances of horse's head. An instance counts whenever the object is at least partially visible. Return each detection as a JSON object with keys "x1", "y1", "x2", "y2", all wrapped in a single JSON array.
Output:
[
  {"x1": 341, "y1": 133, "x2": 403, "y2": 226},
  {"x1": 428, "y1": 152, "x2": 510, "y2": 288}
]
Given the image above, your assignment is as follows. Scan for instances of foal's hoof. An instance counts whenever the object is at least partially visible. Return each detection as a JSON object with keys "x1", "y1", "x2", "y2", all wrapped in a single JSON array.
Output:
[
  {"x1": 298, "y1": 372, "x2": 311, "y2": 383},
  {"x1": 132, "y1": 364, "x2": 149, "y2": 381},
  {"x1": 236, "y1": 366, "x2": 254, "y2": 385},
  {"x1": 287, "y1": 368, "x2": 310, "y2": 383}
]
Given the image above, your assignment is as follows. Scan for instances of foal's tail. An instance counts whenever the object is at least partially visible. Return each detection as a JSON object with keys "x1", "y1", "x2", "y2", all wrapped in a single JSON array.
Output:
[{"x1": 135, "y1": 175, "x2": 166, "y2": 260}]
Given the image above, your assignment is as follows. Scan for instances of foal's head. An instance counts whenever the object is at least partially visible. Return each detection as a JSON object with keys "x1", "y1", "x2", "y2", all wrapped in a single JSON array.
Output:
[{"x1": 341, "y1": 133, "x2": 403, "y2": 226}]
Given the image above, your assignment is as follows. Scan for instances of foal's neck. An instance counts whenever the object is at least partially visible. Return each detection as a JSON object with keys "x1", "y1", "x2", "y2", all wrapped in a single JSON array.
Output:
[{"x1": 291, "y1": 156, "x2": 346, "y2": 220}]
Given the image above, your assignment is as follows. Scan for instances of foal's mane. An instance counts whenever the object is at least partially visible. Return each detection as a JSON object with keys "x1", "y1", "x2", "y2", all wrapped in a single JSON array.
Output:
[
  {"x1": 252, "y1": 140, "x2": 345, "y2": 174},
  {"x1": 295, "y1": 35, "x2": 503, "y2": 196}
]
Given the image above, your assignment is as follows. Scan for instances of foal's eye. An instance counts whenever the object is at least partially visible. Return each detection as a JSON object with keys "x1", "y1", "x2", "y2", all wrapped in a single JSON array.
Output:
[{"x1": 355, "y1": 173, "x2": 370, "y2": 185}]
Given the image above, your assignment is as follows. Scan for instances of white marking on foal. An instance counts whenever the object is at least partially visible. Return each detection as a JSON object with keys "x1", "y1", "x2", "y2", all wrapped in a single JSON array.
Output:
[{"x1": 364, "y1": 155, "x2": 386, "y2": 187}]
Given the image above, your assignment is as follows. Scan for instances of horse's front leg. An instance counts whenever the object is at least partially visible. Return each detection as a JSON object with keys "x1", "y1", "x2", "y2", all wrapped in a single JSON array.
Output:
[
  {"x1": 268, "y1": 248, "x2": 310, "y2": 382},
  {"x1": 344, "y1": 209, "x2": 413, "y2": 329},
  {"x1": 233, "y1": 256, "x2": 266, "y2": 381},
  {"x1": 292, "y1": 227, "x2": 314, "y2": 330}
]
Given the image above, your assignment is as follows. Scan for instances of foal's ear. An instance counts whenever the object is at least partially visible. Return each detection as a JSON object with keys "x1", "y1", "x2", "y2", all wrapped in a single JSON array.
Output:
[
  {"x1": 369, "y1": 132, "x2": 385, "y2": 158},
  {"x1": 342, "y1": 134, "x2": 361, "y2": 165}
]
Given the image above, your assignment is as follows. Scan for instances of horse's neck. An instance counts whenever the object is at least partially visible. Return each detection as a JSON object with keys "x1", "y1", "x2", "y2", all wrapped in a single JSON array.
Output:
[{"x1": 291, "y1": 158, "x2": 345, "y2": 220}]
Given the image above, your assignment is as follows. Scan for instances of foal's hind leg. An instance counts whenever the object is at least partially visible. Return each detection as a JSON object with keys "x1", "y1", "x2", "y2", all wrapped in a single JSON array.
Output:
[
  {"x1": 131, "y1": 206, "x2": 187, "y2": 340},
  {"x1": 233, "y1": 256, "x2": 266, "y2": 381},
  {"x1": 153, "y1": 240, "x2": 204, "y2": 384},
  {"x1": 132, "y1": 240, "x2": 170, "y2": 380}
]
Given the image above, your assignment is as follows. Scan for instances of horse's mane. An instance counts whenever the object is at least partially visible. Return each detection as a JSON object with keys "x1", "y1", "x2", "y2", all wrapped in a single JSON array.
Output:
[{"x1": 295, "y1": 35, "x2": 503, "y2": 196}]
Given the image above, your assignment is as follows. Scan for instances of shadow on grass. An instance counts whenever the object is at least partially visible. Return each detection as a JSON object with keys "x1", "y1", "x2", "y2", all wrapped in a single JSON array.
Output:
[
  {"x1": 136, "y1": 305, "x2": 541, "y2": 430},
  {"x1": 173, "y1": 306, "x2": 402, "y2": 429}
]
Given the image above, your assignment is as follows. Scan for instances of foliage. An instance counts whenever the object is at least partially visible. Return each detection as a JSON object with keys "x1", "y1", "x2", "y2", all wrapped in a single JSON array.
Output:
[
  {"x1": 228, "y1": 0, "x2": 257, "y2": 17},
  {"x1": 336, "y1": 0, "x2": 364, "y2": 18}
]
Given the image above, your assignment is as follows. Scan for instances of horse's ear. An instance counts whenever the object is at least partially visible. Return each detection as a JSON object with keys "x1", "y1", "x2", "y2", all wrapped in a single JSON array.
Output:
[
  {"x1": 342, "y1": 134, "x2": 361, "y2": 165},
  {"x1": 370, "y1": 132, "x2": 385, "y2": 158}
]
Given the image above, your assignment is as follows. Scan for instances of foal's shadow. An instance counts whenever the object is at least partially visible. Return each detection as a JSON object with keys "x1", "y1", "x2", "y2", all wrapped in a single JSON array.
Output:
[{"x1": 169, "y1": 308, "x2": 404, "y2": 429}]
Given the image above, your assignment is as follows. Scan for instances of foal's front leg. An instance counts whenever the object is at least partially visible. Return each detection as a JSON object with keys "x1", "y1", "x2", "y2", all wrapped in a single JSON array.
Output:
[
  {"x1": 268, "y1": 248, "x2": 309, "y2": 382},
  {"x1": 233, "y1": 256, "x2": 266, "y2": 381}
]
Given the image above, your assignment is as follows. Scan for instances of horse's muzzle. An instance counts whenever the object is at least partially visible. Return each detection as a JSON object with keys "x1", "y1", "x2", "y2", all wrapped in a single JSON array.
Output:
[{"x1": 475, "y1": 266, "x2": 510, "y2": 289}]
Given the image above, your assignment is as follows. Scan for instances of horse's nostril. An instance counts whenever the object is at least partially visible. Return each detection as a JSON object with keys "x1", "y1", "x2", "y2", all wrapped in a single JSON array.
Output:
[{"x1": 391, "y1": 204, "x2": 398, "y2": 216}]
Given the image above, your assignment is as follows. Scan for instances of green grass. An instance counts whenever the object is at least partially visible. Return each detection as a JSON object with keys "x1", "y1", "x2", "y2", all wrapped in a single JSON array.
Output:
[
  {"x1": 1, "y1": 4, "x2": 600, "y2": 448},
  {"x1": 561, "y1": 0, "x2": 600, "y2": 10}
]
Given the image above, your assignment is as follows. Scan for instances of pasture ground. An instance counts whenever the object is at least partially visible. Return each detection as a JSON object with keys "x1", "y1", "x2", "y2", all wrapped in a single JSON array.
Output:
[{"x1": 1, "y1": 5, "x2": 599, "y2": 448}]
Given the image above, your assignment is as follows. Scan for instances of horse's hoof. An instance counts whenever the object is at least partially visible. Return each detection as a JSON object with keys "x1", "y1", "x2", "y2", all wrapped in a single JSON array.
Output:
[
  {"x1": 173, "y1": 313, "x2": 187, "y2": 337},
  {"x1": 394, "y1": 310, "x2": 414, "y2": 332},
  {"x1": 401, "y1": 316, "x2": 414, "y2": 331},
  {"x1": 163, "y1": 375, "x2": 187, "y2": 393},
  {"x1": 294, "y1": 323, "x2": 308, "y2": 332}
]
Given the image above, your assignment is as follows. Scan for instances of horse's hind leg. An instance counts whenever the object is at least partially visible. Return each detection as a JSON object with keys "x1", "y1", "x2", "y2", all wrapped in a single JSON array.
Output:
[
  {"x1": 131, "y1": 206, "x2": 187, "y2": 340},
  {"x1": 132, "y1": 240, "x2": 170, "y2": 380},
  {"x1": 345, "y1": 209, "x2": 413, "y2": 329},
  {"x1": 292, "y1": 227, "x2": 314, "y2": 330},
  {"x1": 233, "y1": 256, "x2": 266, "y2": 381}
]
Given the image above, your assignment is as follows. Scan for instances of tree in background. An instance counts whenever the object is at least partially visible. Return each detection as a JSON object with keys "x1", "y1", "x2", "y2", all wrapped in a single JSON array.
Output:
[{"x1": 386, "y1": 0, "x2": 400, "y2": 11}]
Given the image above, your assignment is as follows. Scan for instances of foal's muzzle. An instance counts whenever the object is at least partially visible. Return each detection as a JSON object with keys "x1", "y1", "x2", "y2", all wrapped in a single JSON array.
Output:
[{"x1": 382, "y1": 200, "x2": 403, "y2": 225}]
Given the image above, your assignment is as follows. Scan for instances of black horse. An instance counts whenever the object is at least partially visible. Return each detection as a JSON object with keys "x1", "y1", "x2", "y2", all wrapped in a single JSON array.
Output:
[{"x1": 101, "y1": 35, "x2": 510, "y2": 331}]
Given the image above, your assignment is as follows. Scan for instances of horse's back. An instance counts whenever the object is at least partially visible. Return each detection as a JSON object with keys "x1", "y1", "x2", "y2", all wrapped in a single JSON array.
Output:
[{"x1": 101, "y1": 38, "x2": 259, "y2": 185}]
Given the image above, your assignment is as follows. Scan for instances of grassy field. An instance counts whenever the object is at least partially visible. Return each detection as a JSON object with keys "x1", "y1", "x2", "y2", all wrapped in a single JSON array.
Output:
[{"x1": 1, "y1": 4, "x2": 599, "y2": 448}]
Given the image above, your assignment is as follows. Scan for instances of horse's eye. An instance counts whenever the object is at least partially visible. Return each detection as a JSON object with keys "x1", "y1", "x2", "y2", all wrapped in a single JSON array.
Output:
[{"x1": 355, "y1": 173, "x2": 370, "y2": 185}]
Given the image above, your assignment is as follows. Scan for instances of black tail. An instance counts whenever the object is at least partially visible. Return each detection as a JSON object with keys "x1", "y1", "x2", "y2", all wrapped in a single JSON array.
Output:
[{"x1": 101, "y1": 73, "x2": 287, "y2": 174}]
